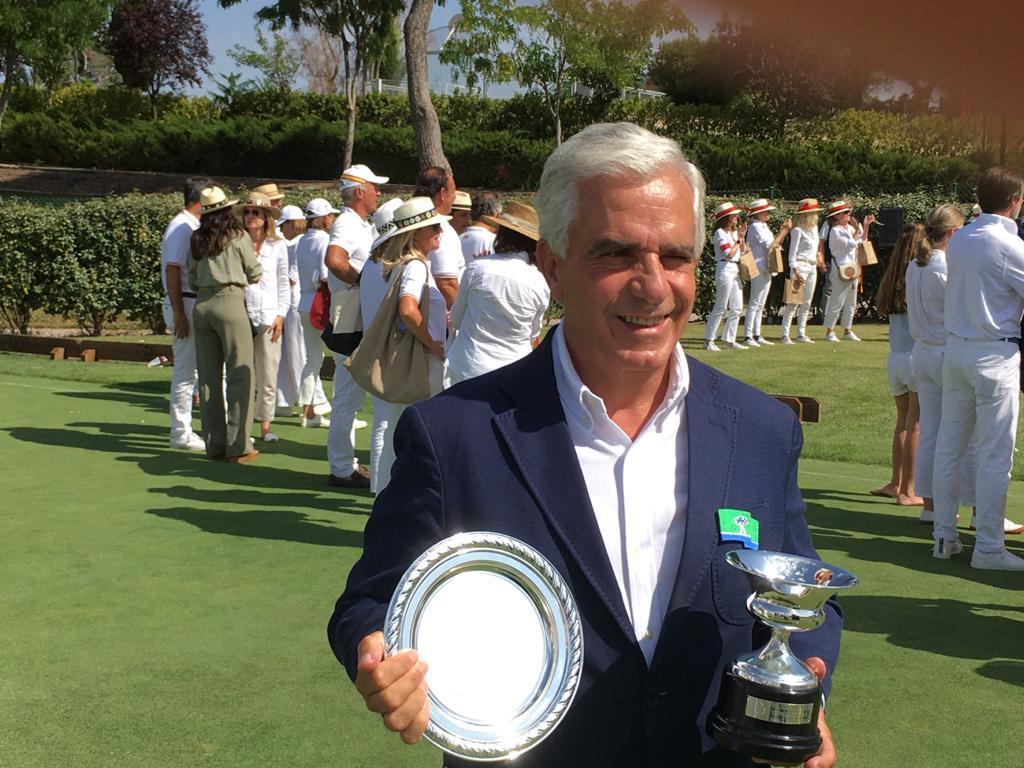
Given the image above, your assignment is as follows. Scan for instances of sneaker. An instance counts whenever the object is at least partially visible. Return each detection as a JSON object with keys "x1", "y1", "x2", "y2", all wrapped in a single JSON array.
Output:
[
  {"x1": 327, "y1": 466, "x2": 371, "y2": 489},
  {"x1": 745, "y1": 338, "x2": 761, "y2": 347},
  {"x1": 824, "y1": 332, "x2": 839, "y2": 342},
  {"x1": 780, "y1": 335, "x2": 795, "y2": 345},
  {"x1": 843, "y1": 330, "x2": 861, "y2": 342},
  {"x1": 932, "y1": 538, "x2": 963, "y2": 559},
  {"x1": 301, "y1": 414, "x2": 331, "y2": 428},
  {"x1": 756, "y1": 337, "x2": 774, "y2": 346},
  {"x1": 313, "y1": 402, "x2": 332, "y2": 416},
  {"x1": 726, "y1": 341, "x2": 747, "y2": 350},
  {"x1": 704, "y1": 341, "x2": 721, "y2": 352},
  {"x1": 353, "y1": 418, "x2": 369, "y2": 430},
  {"x1": 170, "y1": 433, "x2": 205, "y2": 451},
  {"x1": 970, "y1": 548, "x2": 1024, "y2": 571},
  {"x1": 262, "y1": 431, "x2": 280, "y2": 443},
  {"x1": 970, "y1": 515, "x2": 1024, "y2": 534},
  {"x1": 796, "y1": 335, "x2": 815, "y2": 344}
]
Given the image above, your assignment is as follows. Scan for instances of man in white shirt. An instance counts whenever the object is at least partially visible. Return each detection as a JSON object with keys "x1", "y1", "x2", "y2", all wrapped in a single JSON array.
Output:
[
  {"x1": 931, "y1": 166, "x2": 1024, "y2": 570},
  {"x1": 459, "y1": 192, "x2": 501, "y2": 264},
  {"x1": 450, "y1": 190, "x2": 472, "y2": 235},
  {"x1": 162, "y1": 177, "x2": 209, "y2": 451},
  {"x1": 323, "y1": 164, "x2": 388, "y2": 489},
  {"x1": 413, "y1": 166, "x2": 464, "y2": 308}
]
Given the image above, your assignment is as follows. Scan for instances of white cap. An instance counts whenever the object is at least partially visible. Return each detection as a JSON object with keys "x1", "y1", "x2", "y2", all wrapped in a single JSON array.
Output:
[
  {"x1": 276, "y1": 204, "x2": 305, "y2": 226},
  {"x1": 339, "y1": 164, "x2": 390, "y2": 190},
  {"x1": 305, "y1": 198, "x2": 341, "y2": 218}
]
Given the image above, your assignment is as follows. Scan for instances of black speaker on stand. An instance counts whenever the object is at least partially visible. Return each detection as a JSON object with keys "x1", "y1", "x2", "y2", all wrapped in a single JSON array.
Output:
[{"x1": 876, "y1": 207, "x2": 904, "y2": 249}]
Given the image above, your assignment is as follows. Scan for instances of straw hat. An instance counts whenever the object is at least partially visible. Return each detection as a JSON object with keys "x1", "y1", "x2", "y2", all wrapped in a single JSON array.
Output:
[
  {"x1": 199, "y1": 186, "x2": 241, "y2": 216},
  {"x1": 482, "y1": 200, "x2": 539, "y2": 241},
  {"x1": 243, "y1": 191, "x2": 282, "y2": 220},
  {"x1": 796, "y1": 198, "x2": 823, "y2": 214},
  {"x1": 276, "y1": 204, "x2": 304, "y2": 227},
  {"x1": 451, "y1": 190, "x2": 472, "y2": 211},
  {"x1": 305, "y1": 198, "x2": 341, "y2": 219},
  {"x1": 826, "y1": 200, "x2": 852, "y2": 218},
  {"x1": 251, "y1": 183, "x2": 284, "y2": 202},
  {"x1": 746, "y1": 198, "x2": 776, "y2": 215},
  {"x1": 372, "y1": 196, "x2": 451, "y2": 250},
  {"x1": 714, "y1": 202, "x2": 741, "y2": 222},
  {"x1": 971, "y1": 203, "x2": 982, "y2": 217},
  {"x1": 370, "y1": 198, "x2": 405, "y2": 250},
  {"x1": 339, "y1": 164, "x2": 389, "y2": 190}
]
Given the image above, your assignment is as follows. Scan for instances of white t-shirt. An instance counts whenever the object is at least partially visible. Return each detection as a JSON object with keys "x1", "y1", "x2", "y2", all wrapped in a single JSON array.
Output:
[
  {"x1": 905, "y1": 250, "x2": 948, "y2": 347},
  {"x1": 712, "y1": 229, "x2": 740, "y2": 275},
  {"x1": 460, "y1": 226, "x2": 497, "y2": 263},
  {"x1": 294, "y1": 229, "x2": 329, "y2": 313},
  {"x1": 745, "y1": 220, "x2": 774, "y2": 271},
  {"x1": 245, "y1": 238, "x2": 290, "y2": 326},
  {"x1": 359, "y1": 258, "x2": 388, "y2": 330},
  {"x1": 428, "y1": 220, "x2": 465, "y2": 280},
  {"x1": 161, "y1": 210, "x2": 200, "y2": 296},
  {"x1": 327, "y1": 208, "x2": 373, "y2": 293},
  {"x1": 446, "y1": 252, "x2": 551, "y2": 383},
  {"x1": 398, "y1": 258, "x2": 447, "y2": 348}
]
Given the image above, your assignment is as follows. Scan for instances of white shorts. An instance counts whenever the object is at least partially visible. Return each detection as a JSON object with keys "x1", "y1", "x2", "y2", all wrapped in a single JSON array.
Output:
[{"x1": 886, "y1": 350, "x2": 916, "y2": 396}]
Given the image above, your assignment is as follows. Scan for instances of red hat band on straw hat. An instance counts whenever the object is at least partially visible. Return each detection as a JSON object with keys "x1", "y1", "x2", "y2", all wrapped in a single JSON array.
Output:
[
  {"x1": 714, "y1": 202, "x2": 740, "y2": 221},
  {"x1": 797, "y1": 198, "x2": 822, "y2": 213}
]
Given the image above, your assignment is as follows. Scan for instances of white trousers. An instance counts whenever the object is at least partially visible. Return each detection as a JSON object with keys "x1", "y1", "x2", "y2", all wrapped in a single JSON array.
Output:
[
  {"x1": 704, "y1": 265, "x2": 743, "y2": 343},
  {"x1": 369, "y1": 396, "x2": 390, "y2": 494},
  {"x1": 780, "y1": 268, "x2": 818, "y2": 338},
  {"x1": 299, "y1": 314, "x2": 326, "y2": 406},
  {"x1": 823, "y1": 264, "x2": 857, "y2": 330},
  {"x1": 745, "y1": 272, "x2": 772, "y2": 339},
  {"x1": 326, "y1": 354, "x2": 367, "y2": 477},
  {"x1": 163, "y1": 298, "x2": 198, "y2": 441},
  {"x1": 276, "y1": 305, "x2": 303, "y2": 408},
  {"x1": 376, "y1": 357, "x2": 444, "y2": 494},
  {"x1": 912, "y1": 344, "x2": 976, "y2": 502},
  {"x1": 932, "y1": 337, "x2": 1019, "y2": 553}
]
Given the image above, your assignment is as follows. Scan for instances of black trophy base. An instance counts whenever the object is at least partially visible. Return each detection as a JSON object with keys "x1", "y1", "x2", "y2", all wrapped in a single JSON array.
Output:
[{"x1": 708, "y1": 669, "x2": 822, "y2": 765}]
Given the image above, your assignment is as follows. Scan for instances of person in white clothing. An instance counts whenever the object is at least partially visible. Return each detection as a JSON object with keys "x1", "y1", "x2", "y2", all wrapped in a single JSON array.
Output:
[
  {"x1": 931, "y1": 167, "x2": 1024, "y2": 570},
  {"x1": 703, "y1": 202, "x2": 747, "y2": 351},
  {"x1": 459, "y1": 192, "x2": 501, "y2": 263},
  {"x1": 323, "y1": 164, "x2": 389, "y2": 489},
  {"x1": 822, "y1": 200, "x2": 875, "y2": 342},
  {"x1": 413, "y1": 166, "x2": 464, "y2": 307},
  {"x1": 295, "y1": 198, "x2": 339, "y2": 429},
  {"x1": 780, "y1": 199, "x2": 823, "y2": 343},
  {"x1": 743, "y1": 198, "x2": 791, "y2": 347},
  {"x1": 162, "y1": 177, "x2": 210, "y2": 451},
  {"x1": 450, "y1": 190, "x2": 472, "y2": 235},
  {"x1": 446, "y1": 201, "x2": 551, "y2": 385}
]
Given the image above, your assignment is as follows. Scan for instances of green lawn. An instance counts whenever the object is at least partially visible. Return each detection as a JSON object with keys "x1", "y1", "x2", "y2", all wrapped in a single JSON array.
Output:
[{"x1": 1, "y1": 337, "x2": 1021, "y2": 768}]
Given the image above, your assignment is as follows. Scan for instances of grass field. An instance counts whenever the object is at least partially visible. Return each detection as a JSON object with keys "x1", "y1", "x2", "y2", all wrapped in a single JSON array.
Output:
[{"x1": 1, "y1": 327, "x2": 1022, "y2": 768}]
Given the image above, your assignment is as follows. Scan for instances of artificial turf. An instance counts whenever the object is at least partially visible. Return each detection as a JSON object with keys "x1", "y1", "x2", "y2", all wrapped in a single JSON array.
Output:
[{"x1": 0, "y1": 329, "x2": 1021, "y2": 768}]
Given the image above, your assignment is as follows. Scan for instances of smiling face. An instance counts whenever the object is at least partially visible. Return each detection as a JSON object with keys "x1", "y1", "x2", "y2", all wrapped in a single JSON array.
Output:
[
  {"x1": 412, "y1": 222, "x2": 442, "y2": 254},
  {"x1": 537, "y1": 170, "x2": 697, "y2": 396}
]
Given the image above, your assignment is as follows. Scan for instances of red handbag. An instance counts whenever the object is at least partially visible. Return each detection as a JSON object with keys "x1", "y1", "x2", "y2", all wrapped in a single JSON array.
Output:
[{"x1": 309, "y1": 282, "x2": 330, "y2": 331}]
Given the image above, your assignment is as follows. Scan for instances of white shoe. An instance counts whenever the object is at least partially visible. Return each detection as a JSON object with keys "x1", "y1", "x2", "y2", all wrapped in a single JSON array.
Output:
[
  {"x1": 843, "y1": 330, "x2": 861, "y2": 342},
  {"x1": 313, "y1": 402, "x2": 332, "y2": 416},
  {"x1": 704, "y1": 341, "x2": 721, "y2": 352},
  {"x1": 824, "y1": 332, "x2": 839, "y2": 342},
  {"x1": 745, "y1": 338, "x2": 760, "y2": 347},
  {"x1": 971, "y1": 548, "x2": 1024, "y2": 571},
  {"x1": 726, "y1": 341, "x2": 747, "y2": 350},
  {"x1": 170, "y1": 433, "x2": 206, "y2": 451},
  {"x1": 968, "y1": 514, "x2": 1024, "y2": 534},
  {"x1": 796, "y1": 335, "x2": 815, "y2": 344},
  {"x1": 301, "y1": 415, "x2": 331, "y2": 428},
  {"x1": 353, "y1": 418, "x2": 369, "y2": 430},
  {"x1": 757, "y1": 337, "x2": 774, "y2": 346},
  {"x1": 932, "y1": 538, "x2": 963, "y2": 559},
  {"x1": 780, "y1": 336, "x2": 795, "y2": 345},
  {"x1": 262, "y1": 432, "x2": 280, "y2": 443}
]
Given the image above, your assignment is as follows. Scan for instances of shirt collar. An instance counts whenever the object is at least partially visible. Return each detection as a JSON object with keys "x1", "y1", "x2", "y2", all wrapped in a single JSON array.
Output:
[
  {"x1": 182, "y1": 209, "x2": 200, "y2": 227},
  {"x1": 551, "y1": 323, "x2": 689, "y2": 436},
  {"x1": 341, "y1": 207, "x2": 372, "y2": 229},
  {"x1": 976, "y1": 212, "x2": 1019, "y2": 236}
]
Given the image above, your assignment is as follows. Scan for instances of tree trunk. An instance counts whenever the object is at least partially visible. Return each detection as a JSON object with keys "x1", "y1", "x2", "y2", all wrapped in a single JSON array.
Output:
[
  {"x1": 404, "y1": 0, "x2": 449, "y2": 171},
  {"x1": 344, "y1": 84, "x2": 357, "y2": 169},
  {"x1": 0, "y1": 49, "x2": 18, "y2": 133}
]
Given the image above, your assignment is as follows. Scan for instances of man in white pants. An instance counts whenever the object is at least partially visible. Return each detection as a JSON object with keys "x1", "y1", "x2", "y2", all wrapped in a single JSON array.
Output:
[
  {"x1": 931, "y1": 166, "x2": 1024, "y2": 570},
  {"x1": 162, "y1": 177, "x2": 210, "y2": 451},
  {"x1": 323, "y1": 164, "x2": 388, "y2": 489}
]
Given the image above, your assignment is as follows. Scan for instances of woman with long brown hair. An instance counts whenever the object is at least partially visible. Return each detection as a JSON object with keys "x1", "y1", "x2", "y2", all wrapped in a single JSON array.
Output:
[{"x1": 188, "y1": 186, "x2": 263, "y2": 462}]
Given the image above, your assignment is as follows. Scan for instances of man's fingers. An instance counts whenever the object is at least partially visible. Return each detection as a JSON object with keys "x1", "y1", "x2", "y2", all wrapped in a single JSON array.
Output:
[
  {"x1": 355, "y1": 648, "x2": 420, "y2": 699},
  {"x1": 804, "y1": 656, "x2": 827, "y2": 682},
  {"x1": 400, "y1": 692, "x2": 430, "y2": 744},
  {"x1": 381, "y1": 678, "x2": 429, "y2": 734},
  {"x1": 366, "y1": 661, "x2": 428, "y2": 715}
]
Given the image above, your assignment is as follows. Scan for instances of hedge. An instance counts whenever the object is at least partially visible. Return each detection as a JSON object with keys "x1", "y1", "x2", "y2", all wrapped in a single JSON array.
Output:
[{"x1": 0, "y1": 188, "x2": 962, "y2": 336}]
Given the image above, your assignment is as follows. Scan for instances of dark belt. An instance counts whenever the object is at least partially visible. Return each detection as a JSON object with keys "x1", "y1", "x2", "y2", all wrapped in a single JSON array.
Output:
[
  {"x1": 1002, "y1": 337, "x2": 1022, "y2": 344},
  {"x1": 181, "y1": 291, "x2": 197, "y2": 299}
]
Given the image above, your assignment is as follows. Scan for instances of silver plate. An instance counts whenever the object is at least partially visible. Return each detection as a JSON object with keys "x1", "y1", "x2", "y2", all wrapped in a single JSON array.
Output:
[{"x1": 384, "y1": 532, "x2": 583, "y2": 762}]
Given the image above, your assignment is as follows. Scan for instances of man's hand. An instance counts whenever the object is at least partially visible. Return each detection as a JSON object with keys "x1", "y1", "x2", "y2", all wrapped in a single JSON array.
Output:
[
  {"x1": 802, "y1": 657, "x2": 835, "y2": 768},
  {"x1": 354, "y1": 631, "x2": 430, "y2": 745},
  {"x1": 269, "y1": 316, "x2": 284, "y2": 343},
  {"x1": 172, "y1": 311, "x2": 190, "y2": 339}
]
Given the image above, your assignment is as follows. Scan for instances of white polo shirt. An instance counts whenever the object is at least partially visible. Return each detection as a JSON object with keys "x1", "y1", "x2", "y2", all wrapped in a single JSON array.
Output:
[
  {"x1": 944, "y1": 213, "x2": 1024, "y2": 340},
  {"x1": 746, "y1": 220, "x2": 774, "y2": 271},
  {"x1": 460, "y1": 226, "x2": 497, "y2": 263},
  {"x1": 428, "y1": 219, "x2": 465, "y2": 280},
  {"x1": 905, "y1": 250, "x2": 948, "y2": 347},
  {"x1": 327, "y1": 208, "x2": 374, "y2": 292},
  {"x1": 161, "y1": 209, "x2": 200, "y2": 296}
]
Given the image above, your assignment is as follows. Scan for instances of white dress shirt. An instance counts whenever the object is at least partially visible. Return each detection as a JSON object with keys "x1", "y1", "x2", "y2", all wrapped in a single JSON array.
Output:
[
  {"x1": 828, "y1": 223, "x2": 861, "y2": 270},
  {"x1": 161, "y1": 210, "x2": 200, "y2": 296},
  {"x1": 294, "y1": 229, "x2": 330, "y2": 313},
  {"x1": 551, "y1": 325, "x2": 689, "y2": 666},
  {"x1": 245, "y1": 238, "x2": 290, "y2": 326},
  {"x1": 787, "y1": 226, "x2": 819, "y2": 280},
  {"x1": 746, "y1": 220, "x2": 773, "y2": 271},
  {"x1": 459, "y1": 226, "x2": 497, "y2": 263},
  {"x1": 905, "y1": 250, "x2": 948, "y2": 347},
  {"x1": 446, "y1": 252, "x2": 550, "y2": 383},
  {"x1": 428, "y1": 220, "x2": 466, "y2": 280},
  {"x1": 944, "y1": 213, "x2": 1024, "y2": 339}
]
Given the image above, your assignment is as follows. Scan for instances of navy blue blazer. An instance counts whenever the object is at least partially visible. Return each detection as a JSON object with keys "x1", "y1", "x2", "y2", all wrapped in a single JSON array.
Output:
[{"x1": 329, "y1": 334, "x2": 843, "y2": 768}]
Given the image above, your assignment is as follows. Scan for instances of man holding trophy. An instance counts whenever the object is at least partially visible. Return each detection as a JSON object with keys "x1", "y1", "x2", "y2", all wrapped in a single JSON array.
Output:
[{"x1": 329, "y1": 122, "x2": 845, "y2": 768}]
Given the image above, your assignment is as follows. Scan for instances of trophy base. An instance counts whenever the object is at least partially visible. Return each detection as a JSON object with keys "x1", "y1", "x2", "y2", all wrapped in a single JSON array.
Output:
[{"x1": 708, "y1": 669, "x2": 822, "y2": 765}]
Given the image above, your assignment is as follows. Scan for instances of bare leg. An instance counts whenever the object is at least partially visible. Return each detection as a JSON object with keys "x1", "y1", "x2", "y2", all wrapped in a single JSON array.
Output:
[
  {"x1": 898, "y1": 392, "x2": 924, "y2": 505},
  {"x1": 872, "y1": 394, "x2": 907, "y2": 497}
]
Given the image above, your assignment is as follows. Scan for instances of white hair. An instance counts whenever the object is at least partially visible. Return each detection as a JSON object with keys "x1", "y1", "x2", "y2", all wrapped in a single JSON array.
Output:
[
  {"x1": 535, "y1": 122, "x2": 706, "y2": 259},
  {"x1": 340, "y1": 184, "x2": 362, "y2": 205}
]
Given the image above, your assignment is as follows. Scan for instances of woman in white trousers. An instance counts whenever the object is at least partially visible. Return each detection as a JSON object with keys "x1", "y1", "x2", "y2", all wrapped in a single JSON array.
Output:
[
  {"x1": 780, "y1": 200, "x2": 823, "y2": 343},
  {"x1": 822, "y1": 199, "x2": 875, "y2": 342},
  {"x1": 743, "y1": 198, "x2": 791, "y2": 346},
  {"x1": 704, "y1": 202, "x2": 747, "y2": 351}
]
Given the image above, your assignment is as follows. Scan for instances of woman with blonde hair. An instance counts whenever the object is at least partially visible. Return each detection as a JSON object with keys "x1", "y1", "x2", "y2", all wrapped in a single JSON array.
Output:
[
  {"x1": 703, "y1": 202, "x2": 748, "y2": 351},
  {"x1": 780, "y1": 199, "x2": 822, "y2": 343},
  {"x1": 871, "y1": 222, "x2": 925, "y2": 505},
  {"x1": 822, "y1": 200, "x2": 875, "y2": 342}
]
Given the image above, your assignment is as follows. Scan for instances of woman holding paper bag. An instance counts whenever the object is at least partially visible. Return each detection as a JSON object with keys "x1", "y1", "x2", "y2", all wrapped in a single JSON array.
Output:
[
  {"x1": 703, "y1": 202, "x2": 747, "y2": 351},
  {"x1": 822, "y1": 199, "x2": 875, "y2": 342},
  {"x1": 744, "y1": 198, "x2": 791, "y2": 347},
  {"x1": 780, "y1": 199, "x2": 823, "y2": 344}
]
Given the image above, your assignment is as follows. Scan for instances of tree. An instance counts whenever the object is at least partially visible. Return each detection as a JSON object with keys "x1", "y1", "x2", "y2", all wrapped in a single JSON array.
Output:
[
  {"x1": 104, "y1": 0, "x2": 211, "y2": 119},
  {"x1": 442, "y1": 0, "x2": 689, "y2": 145},
  {"x1": 218, "y1": 0, "x2": 404, "y2": 170},
  {"x1": 405, "y1": 0, "x2": 448, "y2": 170},
  {"x1": 227, "y1": 25, "x2": 301, "y2": 94},
  {"x1": 0, "y1": 0, "x2": 111, "y2": 129}
]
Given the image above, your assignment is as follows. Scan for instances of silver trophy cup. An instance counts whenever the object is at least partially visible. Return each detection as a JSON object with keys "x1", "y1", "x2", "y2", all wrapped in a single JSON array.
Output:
[{"x1": 708, "y1": 550, "x2": 858, "y2": 764}]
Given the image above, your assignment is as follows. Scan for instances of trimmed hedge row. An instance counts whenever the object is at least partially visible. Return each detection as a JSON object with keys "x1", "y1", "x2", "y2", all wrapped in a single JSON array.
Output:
[{"x1": 0, "y1": 188, "x2": 961, "y2": 336}]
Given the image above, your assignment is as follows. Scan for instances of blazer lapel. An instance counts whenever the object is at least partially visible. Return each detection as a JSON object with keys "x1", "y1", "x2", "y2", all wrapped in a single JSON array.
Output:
[{"x1": 492, "y1": 335, "x2": 636, "y2": 643}]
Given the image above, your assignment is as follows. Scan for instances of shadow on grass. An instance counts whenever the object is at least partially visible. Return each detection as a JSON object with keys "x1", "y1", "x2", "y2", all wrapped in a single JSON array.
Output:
[
  {"x1": 150, "y1": 484, "x2": 370, "y2": 515},
  {"x1": 58, "y1": 381, "x2": 168, "y2": 415},
  {"x1": 146, "y1": 507, "x2": 364, "y2": 548},
  {"x1": 842, "y1": 595, "x2": 1024, "y2": 686}
]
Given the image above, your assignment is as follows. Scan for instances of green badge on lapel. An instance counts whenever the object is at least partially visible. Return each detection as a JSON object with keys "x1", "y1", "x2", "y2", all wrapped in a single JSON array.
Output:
[{"x1": 717, "y1": 508, "x2": 759, "y2": 550}]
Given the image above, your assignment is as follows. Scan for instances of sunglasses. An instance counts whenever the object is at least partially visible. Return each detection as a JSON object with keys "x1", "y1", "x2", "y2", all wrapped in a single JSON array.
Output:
[{"x1": 242, "y1": 208, "x2": 265, "y2": 217}]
